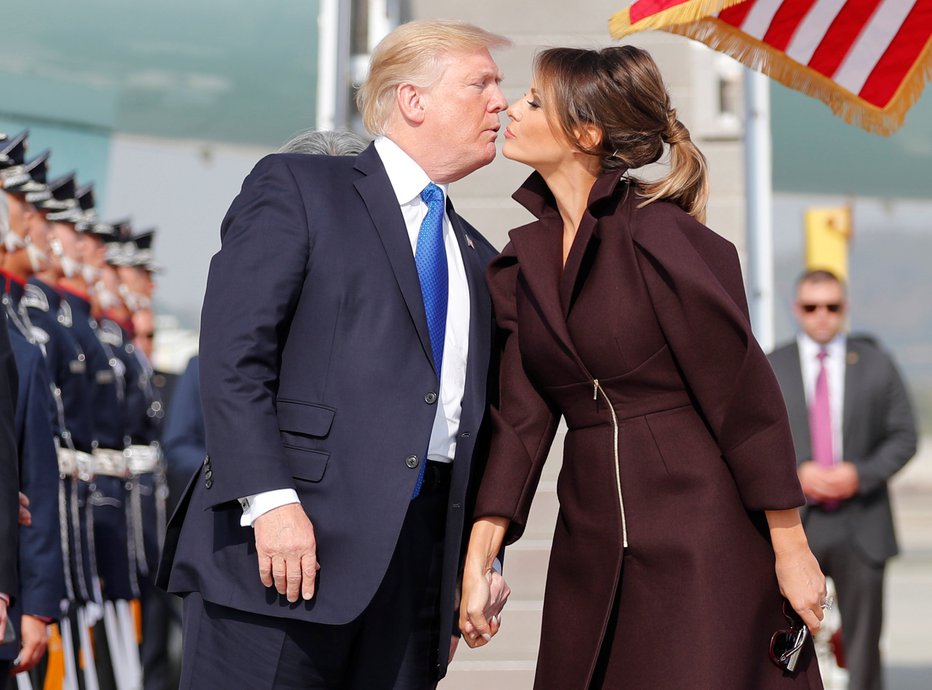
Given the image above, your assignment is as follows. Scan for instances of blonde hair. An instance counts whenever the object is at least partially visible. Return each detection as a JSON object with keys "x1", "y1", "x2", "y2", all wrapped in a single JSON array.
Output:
[
  {"x1": 356, "y1": 19, "x2": 510, "y2": 135},
  {"x1": 534, "y1": 46, "x2": 709, "y2": 223}
]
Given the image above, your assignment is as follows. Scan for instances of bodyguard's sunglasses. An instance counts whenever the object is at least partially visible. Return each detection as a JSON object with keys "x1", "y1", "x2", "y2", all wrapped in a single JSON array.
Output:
[
  {"x1": 800, "y1": 303, "x2": 842, "y2": 314},
  {"x1": 769, "y1": 601, "x2": 808, "y2": 673}
]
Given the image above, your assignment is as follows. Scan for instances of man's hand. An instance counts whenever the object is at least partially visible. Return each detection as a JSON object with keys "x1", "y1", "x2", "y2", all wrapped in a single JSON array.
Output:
[
  {"x1": 798, "y1": 461, "x2": 859, "y2": 502},
  {"x1": 18, "y1": 492, "x2": 31, "y2": 527},
  {"x1": 0, "y1": 598, "x2": 8, "y2": 645},
  {"x1": 487, "y1": 571, "x2": 511, "y2": 629},
  {"x1": 10, "y1": 615, "x2": 50, "y2": 674},
  {"x1": 253, "y1": 503, "x2": 319, "y2": 603},
  {"x1": 822, "y1": 462, "x2": 859, "y2": 500}
]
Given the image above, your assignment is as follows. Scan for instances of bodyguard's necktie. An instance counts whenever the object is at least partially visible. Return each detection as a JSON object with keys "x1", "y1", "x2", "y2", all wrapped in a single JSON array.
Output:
[
  {"x1": 810, "y1": 348, "x2": 838, "y2": 509},
  {"x1": 412, "y1": 182, "x2": 448, "y2": 498}
]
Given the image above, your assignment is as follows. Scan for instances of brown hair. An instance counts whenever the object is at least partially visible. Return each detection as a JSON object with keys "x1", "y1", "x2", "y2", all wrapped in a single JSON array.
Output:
[
  {"x1": 534, "y1": 45, "x2": 709, "y2": 222},
  {"x1": 796, "y1": 268, "x2": 847, "y2": 295},
  {"x1": 356, "y1": 20, "x2": 510, "y2": 136}
]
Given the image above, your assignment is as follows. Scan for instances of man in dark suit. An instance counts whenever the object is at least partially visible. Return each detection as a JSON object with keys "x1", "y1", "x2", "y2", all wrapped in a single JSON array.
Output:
[
  {"x1": 769, "y1": 269, "x2": 918, "y2": 690},
  {"x1": 159, "y1": 19, "x2": 511, "y2": 689}
]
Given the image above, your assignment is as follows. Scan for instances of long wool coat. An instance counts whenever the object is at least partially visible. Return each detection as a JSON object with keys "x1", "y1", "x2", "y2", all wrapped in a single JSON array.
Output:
[{"x1": 474, "y1": 170, "x2": 823, "y2": 689}]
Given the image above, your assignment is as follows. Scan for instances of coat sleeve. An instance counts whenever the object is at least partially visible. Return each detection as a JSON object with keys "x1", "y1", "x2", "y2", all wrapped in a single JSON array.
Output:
[
  {"x1": 632, "y1": 204, "x2": 804, "y2": 512},
  {"x1": 162, "y1": 356, "x2": 206, "y2": 499},
  {"x1": 16, "y1": 349, "x2": 64, "y2": 619},
  {"x1": 0, "y1": 320, "x2": 19, "y2": 601},
  {"x1": 198, "y1": 155, "x2": 311, "y2": 509},
  {"x1": 851, "y1": 345, "x2": 918, "y2": 495},
  {"x1": 473, "y1": 244, "x2": 560, "y2": 544}
]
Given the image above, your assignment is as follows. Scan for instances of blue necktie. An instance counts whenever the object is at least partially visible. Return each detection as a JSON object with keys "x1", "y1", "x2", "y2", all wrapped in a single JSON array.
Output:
[{"x1": 412, "y1": 182, "x2": 448, "y2": 498}]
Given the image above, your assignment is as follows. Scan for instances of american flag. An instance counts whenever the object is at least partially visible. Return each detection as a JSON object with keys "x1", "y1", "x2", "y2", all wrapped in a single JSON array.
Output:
[{"x1": 610, "y1": 0, "x2": 932, "y2": 134}]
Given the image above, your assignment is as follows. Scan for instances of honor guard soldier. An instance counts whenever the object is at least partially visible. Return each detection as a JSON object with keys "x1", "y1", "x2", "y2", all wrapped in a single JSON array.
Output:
[
  {"x1": 58, "y1": 207, "x2": 140, "y2": 689},
  {"x1": 0, "y1": 138, "x2": 66, "y2": 685},
  {"x1": 25, "y1": 172, "x2": 105, "y2": 690}
]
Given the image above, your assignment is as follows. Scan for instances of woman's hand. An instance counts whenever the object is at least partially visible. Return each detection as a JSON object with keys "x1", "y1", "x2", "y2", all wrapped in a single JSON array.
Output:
[
  {"x1": 458, "y1": 517, "x2": 509, "y2": 648},
  {"x1": 774, "y1": 543, "x2": 826, "y2": 634},
  {"x1": 459, "y1": 562, "x2": 496, "y2": 647},
  {"x1": 766, "y1": 508, "x2": 827, "y2": 634}
]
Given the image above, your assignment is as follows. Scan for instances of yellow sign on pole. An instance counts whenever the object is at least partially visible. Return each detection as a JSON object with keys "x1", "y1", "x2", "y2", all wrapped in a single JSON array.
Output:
[{"x1": 804, "y1": 207, "x2": 852, "y2": 281}]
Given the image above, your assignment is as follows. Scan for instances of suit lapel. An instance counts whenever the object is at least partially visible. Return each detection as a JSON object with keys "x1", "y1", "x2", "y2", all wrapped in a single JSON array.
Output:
[
  {"x1": 353, "y1": 146, "x2": 434, "y2": 371},
  {"x1": 449, "y1": 203, "x2": 491, "y2": 417},
  {"x1": 783, "y1": 344, "x2": 812, "y2": 461},
  {"x1": 842, "y1": 339, "x2": 862, "y2": 452}
]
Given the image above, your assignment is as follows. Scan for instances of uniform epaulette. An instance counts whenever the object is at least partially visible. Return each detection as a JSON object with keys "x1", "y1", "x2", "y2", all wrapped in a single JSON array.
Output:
[
  {"x1": 30, "y1": 325, "x2": 50, "y2": 346},
  {"x1": 97, "y1": 319, "x2": 124, "y2": 347},
  {"x1": 57, "y1": 300, "x2": 73, "y2": 328},
  {"x1": 22, "y1": 283, "x2": 50, "y2": 312}
]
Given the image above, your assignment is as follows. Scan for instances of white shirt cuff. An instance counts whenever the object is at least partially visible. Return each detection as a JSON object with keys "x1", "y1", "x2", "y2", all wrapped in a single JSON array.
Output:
[
  {"x1": 239, "y1": 489, "x2": 300, "y2": 527},
  {"x1": 492, "y1": 558, "x2": 503, "y2": 574},
  {"x1": 0, "y1": 593, "x2": 9, "y2": 605}
]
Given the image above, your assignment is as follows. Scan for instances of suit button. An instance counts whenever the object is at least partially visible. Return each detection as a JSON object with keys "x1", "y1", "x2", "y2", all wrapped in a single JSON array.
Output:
[
  {"x1": 205, "y1": 478, "x2": 213, "y2": 489},
  {"x1": 459, "y1": 431, "x2": 471, "y2": 439},
  {"x1": 203, "y1": 455, "x2": 210, "y2": 467},
  {"x1": 405, "y1": 455, "x2": 419, "y2": 469},
  {"x1": 424, "y1": 392, "x2": 438, "y2": 404},
  {"x1": 205, "y1": 469, "x2": 213, "y2": 480}
]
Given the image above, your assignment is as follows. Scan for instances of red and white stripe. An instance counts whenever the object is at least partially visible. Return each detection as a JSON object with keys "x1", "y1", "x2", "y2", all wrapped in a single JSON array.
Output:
[{"x1": 716, "y1": 0, "x2": 932, "y2": 107}]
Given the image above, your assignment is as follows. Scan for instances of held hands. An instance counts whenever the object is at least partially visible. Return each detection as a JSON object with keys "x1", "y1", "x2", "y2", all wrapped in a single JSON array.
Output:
[
  {"x1": 798, "y1": 461, "x2": 859, "y2": 502},
  {"x1": 0, "y1": 598, "x2": 7, "y2": 645},
  {"x1": 253, "y1": 503, "x2": 320, "y2": 602},
  {"x1": 18, "y1": 492, "x2": 31, "y2": 527},
  {"x1": 459, "y1": 565, "x2": 512, "y2": 648}
]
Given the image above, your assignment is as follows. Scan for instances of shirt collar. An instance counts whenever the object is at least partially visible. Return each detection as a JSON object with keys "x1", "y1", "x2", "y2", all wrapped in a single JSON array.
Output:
[
  {"x1": 373, "y1": 136, "x2": 448, "y2": 207},
  {"x1": 798, "y1": 332, "x2": 847, "y2": 361}
]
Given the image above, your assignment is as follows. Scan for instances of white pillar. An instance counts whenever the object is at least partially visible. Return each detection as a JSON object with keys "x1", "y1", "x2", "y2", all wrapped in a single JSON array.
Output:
[{"x1": 743, "y1": 68, "x2": 775, "y2": 351}]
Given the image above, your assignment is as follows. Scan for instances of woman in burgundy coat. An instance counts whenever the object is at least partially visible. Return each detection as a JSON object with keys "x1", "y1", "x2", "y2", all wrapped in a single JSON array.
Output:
[{"x1": 459, "y1": 46, "x2": 826, "y2": 689}]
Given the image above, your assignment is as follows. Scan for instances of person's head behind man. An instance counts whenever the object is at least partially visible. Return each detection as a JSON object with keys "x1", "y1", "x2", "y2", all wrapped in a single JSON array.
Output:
[
  {"x1": 356, "y1": 19, "x2": 510, "y2": 184},
  {"x1": 278, "y1": 129, "x2": 367, "y2": 156},
  {"x1": 793, "y1": 269, "x2": 848, "y2": 345}
]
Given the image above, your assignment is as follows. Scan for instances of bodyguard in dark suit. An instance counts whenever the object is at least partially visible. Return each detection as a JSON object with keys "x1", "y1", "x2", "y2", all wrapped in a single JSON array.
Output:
[
  {"x1": 769, "y1": 269, "x2": 918, "y2": 690},
  {"x1": 159, "y1": 19, "x2": 511, "y2": 689}
]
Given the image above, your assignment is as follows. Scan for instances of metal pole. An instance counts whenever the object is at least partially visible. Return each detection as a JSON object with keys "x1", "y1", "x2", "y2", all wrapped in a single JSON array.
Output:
[
  {"x1": 743, "y1": 68, "x2": 775, "y2": 351},
  {"x1": 317, "y1": 0, "x2": 351, "y2": 130}
]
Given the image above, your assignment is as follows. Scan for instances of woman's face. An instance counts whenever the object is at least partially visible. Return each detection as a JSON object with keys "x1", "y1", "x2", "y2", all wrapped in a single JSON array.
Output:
[{"x1": 502, "y1": 83, "x2": 574, "y2": 172}]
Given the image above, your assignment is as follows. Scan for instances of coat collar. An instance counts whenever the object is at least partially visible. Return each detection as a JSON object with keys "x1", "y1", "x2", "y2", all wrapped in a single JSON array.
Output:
[{"x1": 506, "y1": 168, "x2": 631, "y2": 372}]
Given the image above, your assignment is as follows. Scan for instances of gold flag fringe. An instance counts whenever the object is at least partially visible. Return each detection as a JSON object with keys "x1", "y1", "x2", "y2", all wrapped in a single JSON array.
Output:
[
  {"x1": 609, "y1": 0, "x2": 742, "y2": 40},
  {"x1": 609, "y1": 1, "x2": 932, "y2": 135}
]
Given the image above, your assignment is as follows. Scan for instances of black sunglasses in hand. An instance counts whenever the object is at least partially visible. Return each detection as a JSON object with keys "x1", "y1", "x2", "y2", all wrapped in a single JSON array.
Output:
[{"x1": 769, "y1": 600, "x2": 809, "y2": 673}]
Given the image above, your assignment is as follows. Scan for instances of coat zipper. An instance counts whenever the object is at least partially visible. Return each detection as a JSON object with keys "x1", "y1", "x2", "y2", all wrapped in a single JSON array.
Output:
[{"x1": 593, "y1": 379, "x2": 628, "y2": 548}]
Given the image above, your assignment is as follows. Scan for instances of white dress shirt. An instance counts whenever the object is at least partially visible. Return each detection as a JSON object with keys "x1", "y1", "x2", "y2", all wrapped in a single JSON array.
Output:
[
  {"x1": 240, "y1": 137, "x2": 471, "y2": 526},
  {"x1": 798, "y1": 333, "x2": 846, "y2": 462}
]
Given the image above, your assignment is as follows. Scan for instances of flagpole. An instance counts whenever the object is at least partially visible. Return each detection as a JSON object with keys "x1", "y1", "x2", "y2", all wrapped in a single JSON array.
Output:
[{"x1": 743, "y1": 68, "x2": 775, "y2": 351}]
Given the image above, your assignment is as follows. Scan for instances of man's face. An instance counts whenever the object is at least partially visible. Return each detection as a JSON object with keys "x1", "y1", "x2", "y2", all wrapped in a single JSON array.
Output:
[
  {"x1": 794, "y1": 279, "x2": 847, "y2": 345},
  {"x1": 4, "y1": 191, "x2": 33, "y2": 236},
  {"x1": 118, "y1": 265, "x2": 152, "y2": 297},
  {"x1": 79, "y1": 234, "x2": 107, "y2": 268},
  {"x1": 418, "y1": 48, "x2": 506, "y2": 182}
]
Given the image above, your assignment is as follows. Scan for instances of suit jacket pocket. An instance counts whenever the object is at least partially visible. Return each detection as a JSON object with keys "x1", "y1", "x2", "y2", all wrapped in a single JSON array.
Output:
[
  {"x1": 282, "y1": 445, "x2": 330, "y2": 482},
  {"x1": 277, "y1": 399, "x2": 335, "y2": 482},
  {"x1": 276, "y1": 399, "x2": 335, "y2": 436}
]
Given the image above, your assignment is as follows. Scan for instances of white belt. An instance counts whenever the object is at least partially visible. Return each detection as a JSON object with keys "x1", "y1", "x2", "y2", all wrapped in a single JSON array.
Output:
[
  {"x1": 125, "y1": 444, "x2": 160, "y2": 475},
  {"x1": 93, "y1": 448, "x2": 129, "y2": 478},
  {"x1": 57, "y1": 447, "x2": 96, "y2": 481}
]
